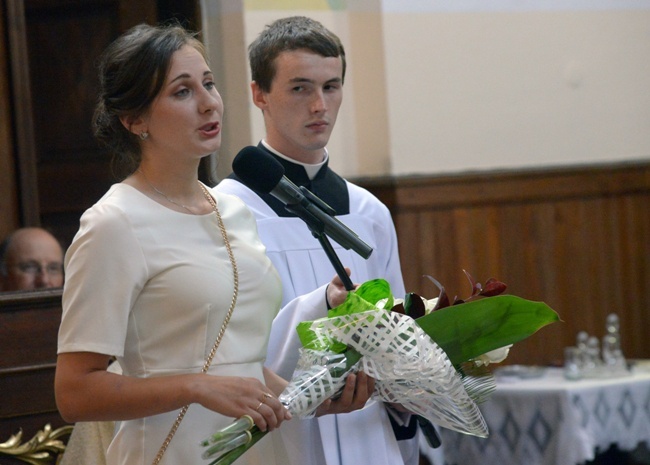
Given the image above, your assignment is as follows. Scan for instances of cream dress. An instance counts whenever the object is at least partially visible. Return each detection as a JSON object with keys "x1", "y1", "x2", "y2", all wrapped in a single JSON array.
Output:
[{"x1": 58, "y1": 183, "x2": 287, "y2": 465}]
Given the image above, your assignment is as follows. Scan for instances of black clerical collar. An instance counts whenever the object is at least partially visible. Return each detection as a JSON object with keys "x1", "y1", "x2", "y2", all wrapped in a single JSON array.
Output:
[
  {"x1": 260, "y1": 140, "x2": 327, "y2": 180},
  {"x1": 228, "y1": 143, "x2": 350, "y2": 217}
]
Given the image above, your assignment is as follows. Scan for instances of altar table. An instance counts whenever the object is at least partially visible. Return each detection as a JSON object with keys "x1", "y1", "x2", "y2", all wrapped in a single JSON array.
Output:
[{"x1": 438, "y1": 366, "x2": 650, "y2": 465}]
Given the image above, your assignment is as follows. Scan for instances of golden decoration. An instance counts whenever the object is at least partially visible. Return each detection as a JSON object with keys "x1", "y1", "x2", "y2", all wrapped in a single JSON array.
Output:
[{"x1": 0, "y1": 424, "x2": 73, "y2": 465}]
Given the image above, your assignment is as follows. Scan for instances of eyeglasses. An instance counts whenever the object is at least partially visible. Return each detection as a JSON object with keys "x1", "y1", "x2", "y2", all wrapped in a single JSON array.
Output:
[{"x1": 12, "y1": 261, "x2": 64, "y2": 276}]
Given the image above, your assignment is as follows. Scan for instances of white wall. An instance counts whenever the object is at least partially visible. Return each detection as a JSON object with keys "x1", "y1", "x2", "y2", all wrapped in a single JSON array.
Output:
[
  {"x1": 381, "y1": 3, "x2": 650, "y2": 175},
  {"x1": 205, "y1": 1, "x2": 650, "y2": 178}
]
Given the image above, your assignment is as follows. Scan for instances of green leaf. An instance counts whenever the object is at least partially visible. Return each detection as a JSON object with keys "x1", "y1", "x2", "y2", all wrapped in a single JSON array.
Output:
[
  {"x1": 328, "y1": 292, "x2": 377, "y2": 318},
  {"x1": 296, "y1": 320, "x2": 325, "y2": 351},
  {"x1": 354, "y1": 279, "x2": 394, "y2": 309},
  {"x1": 328, "y1": 279, "x2": 393, "y2": 319},
  {"x1": 296, "y1": 296, "x2": 373, "y2": 352},
  {"x1": 415, "y1": 295, "x2": 560, "y2": 366},
  {"x1": 298, "y1": 279, "x2": 395, "y2": 351}
]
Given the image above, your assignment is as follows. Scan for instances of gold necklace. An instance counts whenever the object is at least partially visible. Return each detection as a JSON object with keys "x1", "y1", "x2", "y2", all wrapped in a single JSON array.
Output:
[
  {"x1": 152, "y1": 184, "x2": 239, "y2": 465},
  {"x1": 138, "y1": 169, "x2": 201, "y2": 214}
]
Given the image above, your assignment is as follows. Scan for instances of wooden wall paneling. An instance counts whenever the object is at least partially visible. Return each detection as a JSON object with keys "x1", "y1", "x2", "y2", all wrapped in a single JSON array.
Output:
[
  {"x1": 24, "y1": 0, "x2": 126, "y2": 248},
  {"x1": 361, "y1": 162, "x2": 650, "y2": 367},
  {"x1": 460, "y1": 206, "x2": 504, "y2": 283},
  {"x1": 417, "y1": 210, "x2": 444, "y2": 289},
  {"x1": 619, "y1": 194, "x2": 650, "y2": 357},
  {"x1": 425, "y1": 209, "x2": 457, "y2": 288},
  {"x1": 553, "y1": 199, "x2": 601, "y2": 362},
  {"x1": 450, "y1": 208, "x2": 474, "y2": 280},
  {"x1": 496, "y1": 204, "x2": 535, "y2": 298},
  {"x1": 0, "y1": 3, "x2": 20, "y2": 237},
  {"x1": 614, "y1": 196, "x2": 635, "y2": 309},
  {"x1": 556, "y1": 199, "x2": 591, "y2": 331},
  {"x1": 395, "y1": 211, "x2": 422, "y2": 293},
  {"x1": 116, "y1": 0, "x2": 157, "y2": 30},
  {"x1": 5, "y1": 0, "x2": 40, "y2": 227},
  {"x1": 0, "y1": 289, "x2": 67, "y2": 446},
  {"x1": 591, "y1": 197, "x2": 619, "y2": 323}
]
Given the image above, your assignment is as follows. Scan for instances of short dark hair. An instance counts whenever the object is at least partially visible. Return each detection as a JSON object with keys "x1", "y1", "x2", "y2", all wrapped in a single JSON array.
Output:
[
  {"x1": 93, "y1": 23, "x2": 206, "y2": 178},
  {"x1": 248, "y1": 16, "x2": 346, "y2": 93}
]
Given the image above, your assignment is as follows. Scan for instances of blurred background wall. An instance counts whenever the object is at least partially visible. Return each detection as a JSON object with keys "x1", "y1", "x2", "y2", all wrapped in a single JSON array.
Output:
[{"x1": 203, "y1": 0, "x2": 650, "y2": 179}]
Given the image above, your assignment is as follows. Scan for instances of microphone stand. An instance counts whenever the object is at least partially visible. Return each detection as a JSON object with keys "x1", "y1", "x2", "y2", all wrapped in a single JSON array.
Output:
[
  {"x1": 284, "y1": 190, "x2": 355, "y2": 291},
  {"x1": 313, "y1": 232, "x2": 355, "y2": 291}
]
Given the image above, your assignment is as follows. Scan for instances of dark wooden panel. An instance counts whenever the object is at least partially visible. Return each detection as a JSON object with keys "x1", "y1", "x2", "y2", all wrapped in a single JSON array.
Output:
[
  {"x1": 39, "y1": 158, "x2": 114, "y2": 213},
  {"x1": 0, "y1": 295, "x2": 61, "y2": 368},
  {"x1": 358, "y1": 162, "x2": 650, "y2": 367},
  {"x1": 0, "y1": 3, "x2": 20, "y2": 238},
  {"x1": 5, "y1": 0, "x2": 40, "y2": 226},
  {"x1": 391, "y1": 163, "x2": 650, "y2": 210},
  {"x1": 15, "y1": 0, "x2": 159, "y2": 247},
  {"x1": 0, "y1": 287, "x2": 63, "y2": 311},
  {"x1": 24, "y1": 0, "x2": 121, "y2": 247},
  {"x1": 25, "y1": 1, "x2": 116, "y2": 163},
  {"x1": 0, "y1": 364, "x2": 57, "y2": 418},
  {"x1": 0, "y1": 288, "x2": 69, "y2": 457}
]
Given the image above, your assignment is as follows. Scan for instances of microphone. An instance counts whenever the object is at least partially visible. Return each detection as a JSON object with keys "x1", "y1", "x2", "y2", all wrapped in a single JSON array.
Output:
[{"x1": 232, "y1": 146, "x2": 373, "y2": 259}]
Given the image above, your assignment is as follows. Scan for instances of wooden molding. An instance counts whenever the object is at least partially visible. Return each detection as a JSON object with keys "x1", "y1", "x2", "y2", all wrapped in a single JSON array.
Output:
[{"x1": 5, "y1": 0, "x2": 40, "y2": 226}]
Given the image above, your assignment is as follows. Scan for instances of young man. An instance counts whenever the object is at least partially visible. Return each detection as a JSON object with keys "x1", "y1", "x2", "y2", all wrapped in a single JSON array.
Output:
[
  {"x1": 216, "y1": 16, "x2": 423, "y2": 465},
  {"x1": 0, "y1": 227, "x2": 64, "y2": 291}
]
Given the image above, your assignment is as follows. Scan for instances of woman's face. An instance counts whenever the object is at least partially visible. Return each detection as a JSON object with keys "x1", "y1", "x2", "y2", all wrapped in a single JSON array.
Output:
[{"x1": 140, "y1": 45, "x2": 223, "y2": 161}]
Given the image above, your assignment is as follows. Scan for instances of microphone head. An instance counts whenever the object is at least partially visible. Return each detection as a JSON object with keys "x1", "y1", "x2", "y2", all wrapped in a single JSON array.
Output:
[{"x1": 232, "y1": 146, "x2": 285, "y2": 194}]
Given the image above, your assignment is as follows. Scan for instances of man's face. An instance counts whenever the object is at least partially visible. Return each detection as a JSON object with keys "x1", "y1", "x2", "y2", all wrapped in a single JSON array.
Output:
[
  {"x1": 252, "y1": 49, "x2": 343, "y2": 164},
  {"x1": 2, "y1": 229, "x2": 64, "y2": 291}
]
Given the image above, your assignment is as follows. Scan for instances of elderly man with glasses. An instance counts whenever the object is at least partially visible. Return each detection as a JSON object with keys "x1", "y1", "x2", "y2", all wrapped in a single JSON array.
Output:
[{"x1": 0, "y1": 227, "x2": 64, "y2": 291}]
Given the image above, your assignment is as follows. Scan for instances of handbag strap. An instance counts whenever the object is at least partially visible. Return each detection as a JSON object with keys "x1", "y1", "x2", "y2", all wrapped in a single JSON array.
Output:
[{"x1": 151, "y1": 185, "x2": 239, "y2": 465}]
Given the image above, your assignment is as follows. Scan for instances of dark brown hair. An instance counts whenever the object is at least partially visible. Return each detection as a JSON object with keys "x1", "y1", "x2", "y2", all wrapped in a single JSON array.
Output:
[
  {"x1": 93, "y1": 23, "x2": 206, "y2": 177},
  {"x1": 248, "y1": 16, "x2": 346, "y2": 93}
]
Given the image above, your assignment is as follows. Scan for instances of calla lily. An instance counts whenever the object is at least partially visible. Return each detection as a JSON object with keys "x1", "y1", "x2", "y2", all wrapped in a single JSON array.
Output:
[{"x1": 473, "y1": 345, "x2": 513, "y2": 366}]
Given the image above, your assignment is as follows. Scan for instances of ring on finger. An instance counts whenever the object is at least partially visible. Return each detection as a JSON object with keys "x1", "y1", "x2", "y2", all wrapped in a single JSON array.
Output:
[
  {"x1": 263, "y1": 393, "x2": 273, "y2": 400},
  {"x1": 255, "y1": 401, "x2": 264, "y2": 411}
]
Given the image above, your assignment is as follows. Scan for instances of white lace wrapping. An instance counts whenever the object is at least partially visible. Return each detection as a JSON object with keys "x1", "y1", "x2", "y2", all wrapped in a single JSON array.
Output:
[
  {"x1": 280, "y1": 309, "x2": 488, "y2": 437},
  {"x1": 279, "y1": 351, "x2": 358, "y2": 418}
]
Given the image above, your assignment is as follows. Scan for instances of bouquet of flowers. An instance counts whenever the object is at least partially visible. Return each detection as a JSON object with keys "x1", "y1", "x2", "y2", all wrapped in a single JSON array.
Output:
[{"x1": 201, "y1": 271, "x2": 560, "y2": 464}]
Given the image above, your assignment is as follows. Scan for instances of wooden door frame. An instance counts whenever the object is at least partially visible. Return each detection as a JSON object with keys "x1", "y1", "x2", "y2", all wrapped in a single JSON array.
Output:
[{"x1": 4, "y1": 0, "x2": 40, "y2": 227}]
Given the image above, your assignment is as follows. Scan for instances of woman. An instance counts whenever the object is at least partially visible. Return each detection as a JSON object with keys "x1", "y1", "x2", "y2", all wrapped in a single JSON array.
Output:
[{"x1": 55, "y1": 23, "x2": 368, "y2": 465}]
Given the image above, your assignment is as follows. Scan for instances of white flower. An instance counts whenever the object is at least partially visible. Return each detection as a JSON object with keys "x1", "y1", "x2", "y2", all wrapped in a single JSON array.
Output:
[
  {"x1": 381, "y1": 297, "x2": 400, "y2": 309},
  {"x1": 472, "y1": 345, "x2": 513, "y2": 366},
  {"x1": 422, "y1": 297, "x2": 439, "y2": 314}
]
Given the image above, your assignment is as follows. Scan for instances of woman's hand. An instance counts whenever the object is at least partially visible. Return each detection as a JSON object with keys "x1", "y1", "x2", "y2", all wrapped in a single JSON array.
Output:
[
  {"x1": 195, "y1": 375, "x2": 291, "y2": 432},
  {"x1": 55, "y1": 352, "x2": 290, "y2": 432},
  {"x1": 314, "y1": 371, "x2": 375, "y2": 416}
]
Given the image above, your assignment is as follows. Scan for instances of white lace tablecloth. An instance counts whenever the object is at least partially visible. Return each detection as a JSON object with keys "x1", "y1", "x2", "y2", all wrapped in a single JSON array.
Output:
[{"x1": 438, "y1": 366, "x2": 650, "y2": 465}]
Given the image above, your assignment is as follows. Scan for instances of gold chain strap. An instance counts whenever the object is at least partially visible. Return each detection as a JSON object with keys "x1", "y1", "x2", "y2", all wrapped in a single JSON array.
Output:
[{"x1": 151, "y1": 184, "x2": 239, "y2": 465}]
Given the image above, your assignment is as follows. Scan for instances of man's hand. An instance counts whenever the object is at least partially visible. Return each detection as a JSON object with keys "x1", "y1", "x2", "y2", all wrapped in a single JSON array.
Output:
[
  {"x1": 326, "y1": 268, "x2": 358, "y2": 309},
  {"x1": 315, "y1": 371, "x2": 375, "y2": 416}
]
